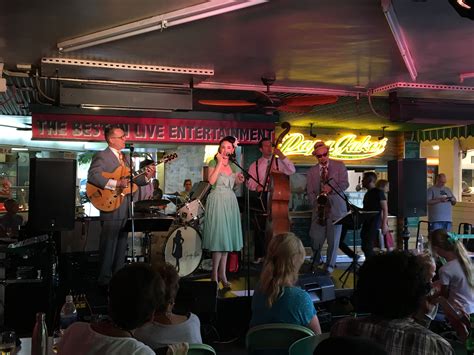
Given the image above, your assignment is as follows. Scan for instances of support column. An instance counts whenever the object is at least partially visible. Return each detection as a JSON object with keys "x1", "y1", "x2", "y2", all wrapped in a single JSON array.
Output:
[{"x1": 438, "y1": 140, "x2": 461, "y2": 201}]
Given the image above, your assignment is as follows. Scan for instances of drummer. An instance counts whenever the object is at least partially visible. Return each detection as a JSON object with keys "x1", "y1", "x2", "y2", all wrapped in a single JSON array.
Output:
[
  {"x1": 136, "y1": 159, "x2": 156, "y2": 201},
  {"x1": 180, "y1": 179, "x2": 193, "y2": 200}
]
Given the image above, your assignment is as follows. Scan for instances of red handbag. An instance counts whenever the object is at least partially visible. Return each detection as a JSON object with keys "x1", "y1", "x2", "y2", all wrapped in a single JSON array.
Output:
[{"x1": 227, "y1": 252, "x2": 239, "y2": 273}]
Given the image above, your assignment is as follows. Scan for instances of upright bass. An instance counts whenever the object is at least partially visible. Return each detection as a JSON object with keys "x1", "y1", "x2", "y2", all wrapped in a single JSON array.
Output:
[{"x1": 262, "y1": 122, "x2": 292, "y2": 239}]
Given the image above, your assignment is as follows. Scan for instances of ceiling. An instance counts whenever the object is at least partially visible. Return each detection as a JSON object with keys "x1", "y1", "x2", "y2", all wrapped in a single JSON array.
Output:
[{"x1": 1, "y1": 0, "x2": 473, "y2": 132}]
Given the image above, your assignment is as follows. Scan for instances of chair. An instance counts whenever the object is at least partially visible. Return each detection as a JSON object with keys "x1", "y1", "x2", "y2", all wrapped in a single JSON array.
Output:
[
  {"x1": 188, "y1": 343, "x2": 217, "y2": 355},
  {"x1": 289, "y1": 334, "x2": 326, "y2": 355},
  {"x1": 246, "y1": 323, "x2": 315, "y2": 354}
]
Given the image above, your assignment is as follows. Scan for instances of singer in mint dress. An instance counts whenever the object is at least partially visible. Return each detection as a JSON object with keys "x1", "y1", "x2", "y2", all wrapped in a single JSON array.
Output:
[{"x1": 203, "y1": 159, "x2": 243, "y2": 252}]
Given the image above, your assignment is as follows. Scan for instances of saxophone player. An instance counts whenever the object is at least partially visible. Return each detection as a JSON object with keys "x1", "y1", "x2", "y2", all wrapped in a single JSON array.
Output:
[{"x1": 306, "y1": 141, "x2": 349, "y2": 274}]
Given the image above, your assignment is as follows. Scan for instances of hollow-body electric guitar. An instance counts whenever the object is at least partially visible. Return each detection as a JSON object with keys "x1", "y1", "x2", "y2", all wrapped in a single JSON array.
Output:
[{"x1": 86, "y1": 153, "x2": 177, "y2": 212}]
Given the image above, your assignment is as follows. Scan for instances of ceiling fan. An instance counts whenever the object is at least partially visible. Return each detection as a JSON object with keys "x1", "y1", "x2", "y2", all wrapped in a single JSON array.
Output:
[{"x1": 198, "y1": 75, "x2": 338, "y2": 114}]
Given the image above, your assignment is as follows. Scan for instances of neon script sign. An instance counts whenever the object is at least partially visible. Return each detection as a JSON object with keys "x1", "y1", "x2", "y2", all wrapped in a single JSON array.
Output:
[{"x1": 279, "y1": 133, "x2": 388, "y2": 160}]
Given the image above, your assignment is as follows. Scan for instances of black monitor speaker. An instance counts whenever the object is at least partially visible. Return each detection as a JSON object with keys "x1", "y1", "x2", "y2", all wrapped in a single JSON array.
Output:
[
  {"x1": 388, "y1": 158, "x2": 427, "y2": 217},
  {"x1": 29, "y1": 158, "x2": 76, "y2": 231}
]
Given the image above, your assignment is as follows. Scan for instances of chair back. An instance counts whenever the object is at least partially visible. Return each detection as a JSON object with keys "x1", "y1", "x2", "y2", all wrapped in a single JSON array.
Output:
[
  {"x1": 246, "y1": 323, "x2": 315, "y2": 354},
  {"x1": 289, "y1": 334, "x2": 323, "y2": 355},
  {"x1": 188, "y1": 343, "x2": 216, "y2": 355}
]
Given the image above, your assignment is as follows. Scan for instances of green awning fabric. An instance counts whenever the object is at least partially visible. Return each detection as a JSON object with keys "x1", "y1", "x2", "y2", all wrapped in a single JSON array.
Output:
[{"x1": 412, "y1": 125, "x2": 474, "y2": 142}]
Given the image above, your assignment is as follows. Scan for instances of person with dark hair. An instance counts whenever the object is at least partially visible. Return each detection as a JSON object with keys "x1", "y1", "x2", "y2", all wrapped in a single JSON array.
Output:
[
  {"x1": 180, "y1": 179, "x2": 193, "y2": 199},
  {"x1": 58, "y1": 263, "x2": 163, "y2": 354},
  {"x1": 135, "y1": 263, "x2": 202, "y2": 348},
  {"x1": 314, "y1": 336, "x2": 387, "y2": 355},
  {"x1": 360, "y1": 171, "x2": 388, "y2": 259},
  {"x1": 307, "y1": 141, "x2": 349, "y2": 274},
  {"x1": 87, "y1": 125, "x2": 154, "y2": 286},
  {"x1": 0, "y1": 198, "x2": 23, "y2": 238},
  {"x1": 250, "y1": 233, "x2": 321, "y2": 334},
  {"x1": 331, "y1": 251, "x2": 454, "y2": 355},
  {"x1": 136, "y1": 159, "x2": 156, "y2": 201},
  {"x1": 202, "y1": 136, "x2": 244, "y2": 288},
  {"x1": 247, "y1": 137, "x2": 295, "y2": 263}
]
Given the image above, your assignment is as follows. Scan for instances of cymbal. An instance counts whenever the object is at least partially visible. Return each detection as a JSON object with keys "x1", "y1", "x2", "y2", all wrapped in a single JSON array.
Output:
[
  {"x1": 164, "y1": 192, "x2": 181, "y2": 196},
  {"x1": 135, "y1": 199, "x2": 170, "y2": 211}
]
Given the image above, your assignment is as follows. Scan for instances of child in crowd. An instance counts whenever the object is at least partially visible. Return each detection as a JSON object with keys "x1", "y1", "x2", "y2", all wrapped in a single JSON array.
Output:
[{"x1": 428, "y1": 229, "x2": 474, "y2": 317}]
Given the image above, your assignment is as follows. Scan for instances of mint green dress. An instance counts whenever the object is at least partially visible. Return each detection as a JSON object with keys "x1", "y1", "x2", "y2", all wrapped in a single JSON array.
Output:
[{"x1": 202, "y1": 160, "x2": 243, "y2": 252}]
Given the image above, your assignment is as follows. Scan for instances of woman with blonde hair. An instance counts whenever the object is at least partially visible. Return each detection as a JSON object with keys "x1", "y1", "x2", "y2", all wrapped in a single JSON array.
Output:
[
  {"x1": 428, "y1": 229, "x2": 474, "y2": 315},
  {"x1": 250, "y1": 233, "x2": 321, "y2": 334}
]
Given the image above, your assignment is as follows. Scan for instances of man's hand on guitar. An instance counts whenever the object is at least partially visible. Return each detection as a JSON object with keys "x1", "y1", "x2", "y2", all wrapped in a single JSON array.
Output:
[
  {"x1": 144, "y1": 166, "x2": 156, "y2": 179},
  {"x1": 116, "y1": 178, "x2": 129, "y2": 189},
  {"x1": 322, "y1": 184, "x2": 332, "y2": 194}
]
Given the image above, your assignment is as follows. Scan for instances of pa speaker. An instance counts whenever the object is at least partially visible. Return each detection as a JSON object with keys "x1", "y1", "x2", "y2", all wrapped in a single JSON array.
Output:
[
  {"x1": 388, "y1": 159, "x2": 427, "y2": 217},
  {"x1": 29, "y1": 158, "x2": 76, "y2": 231}
]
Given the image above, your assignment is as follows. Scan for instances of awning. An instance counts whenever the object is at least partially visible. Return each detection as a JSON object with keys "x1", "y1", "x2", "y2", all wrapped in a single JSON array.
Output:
[{"x1": 412, "y1": 125, "x2": 474, "y2": 142}]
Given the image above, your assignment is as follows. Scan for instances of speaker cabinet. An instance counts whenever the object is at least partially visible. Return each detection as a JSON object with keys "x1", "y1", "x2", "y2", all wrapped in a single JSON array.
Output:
[
  {"x1": 388, "y1": 159, "x2": 427, "y2": 217},
  {"x1": 29, "y1": 158, "x2": 76, "y2": 232}
]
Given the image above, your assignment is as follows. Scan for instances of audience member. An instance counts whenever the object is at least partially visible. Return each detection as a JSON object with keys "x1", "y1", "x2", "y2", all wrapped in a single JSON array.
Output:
[
  {"x1": 180, "y1": 179, "x2": 193, "y2": 199},
  {"x1": 414, "y1": 250, "x2": 470, "y2": 340},
  {"x1": 428, "y1": 229, "x2": 474, "y2": 316},
  {"x1": 360, "y1": 172, "x2": 388, "y2": 259},
  {"x1": 314, "y1": 336, "x2": 387, "y2": 355},
  {"x1": 0, "y1": 198, "x2": 23, "y2": 238},
  {"x1": 58, "y1": 263, "x2": 163, "y2": 355},
  {"x1": 331, "y1": 251, "x2": 454, "y2": 355},
  {"x1": 250, "y1": 233, "x2": 321, "y2": 334},
  {"x1": 427, "y1": 173, "x2": 456, "y2": 232},
  {"x1": 135, "y1": 263, "x2": 202, "y2": 348}
]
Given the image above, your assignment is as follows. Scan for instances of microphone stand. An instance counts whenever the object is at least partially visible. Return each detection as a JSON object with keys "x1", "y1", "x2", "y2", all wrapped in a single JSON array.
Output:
[
  {"x1": 228, "y1": 156, "x2": 264, "y2": 299},
  {"x1": 128, "y1": 145, "x2": 136, "y2": 262},
  {"x1": 325, "y1": 178, "x2": 361, "y2": 288}
]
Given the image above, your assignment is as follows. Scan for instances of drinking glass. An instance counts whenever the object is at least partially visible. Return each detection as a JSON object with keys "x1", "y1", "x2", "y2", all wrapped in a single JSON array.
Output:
[{"x1": 0, "y1": 331, "x2": 16, "y2": 355}]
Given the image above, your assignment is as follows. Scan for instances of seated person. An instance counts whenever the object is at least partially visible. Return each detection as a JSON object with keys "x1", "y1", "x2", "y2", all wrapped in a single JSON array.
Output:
[
  {"x1": 136, "y1": 159, "x2": 156, "y2": 201},
  {"x1": 58, "y1": 263, "x2": 163, "y2": 355},
  {"x1": 414, "y1": 251, "x2": 470, "y2": 340},
  {"x1": 135, "y1": 263, "x2": 202, "y2": 348},
  {"x1": 428, "y1": 229, "x2": 474, "y2": 316},
  {"x1": 0, "y1": 199, "x2": 23, "y2": 238},
  {"x1": 315, "y1": 336, "x2": 387, "y2": 355},
  {"x1": 331, "y1": 251, "x2": 454, "y2": 355},
  {"x1": 180, "y1": 179, "x2": 193, "y2": 200},
  {"x1": 249, "y1": 233, "x2": 321, "y2": 334}
]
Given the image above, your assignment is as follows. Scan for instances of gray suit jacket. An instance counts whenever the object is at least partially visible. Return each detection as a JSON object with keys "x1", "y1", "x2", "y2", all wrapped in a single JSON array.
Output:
[
  {"x1": 88, "y1": 147, "x2": 147, "y2": 220},
  {"x1": 306, "y1": 159, "x2": 349, "y2": 220}
]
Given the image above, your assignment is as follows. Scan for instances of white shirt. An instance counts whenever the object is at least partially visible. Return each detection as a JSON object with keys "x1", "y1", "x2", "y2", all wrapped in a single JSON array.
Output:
[
  {"x1": 58, "y1": 322, "x2": 155, "y2": 355},
  {"x1": 135, "y1": 313, "x2": 202, "y2": 348},
  {"x1": 247, "y1": 156, "x2": 295, "y2": 191},
  {"x1": 105, "y1": 147, "x2": 124, "y2": 191},
  {"x1": 438, "y1": 259, "x2": 474, "y2": 314}
]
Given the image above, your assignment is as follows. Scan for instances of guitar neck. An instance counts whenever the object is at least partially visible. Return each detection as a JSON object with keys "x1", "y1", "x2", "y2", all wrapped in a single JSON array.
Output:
[{"x1": 132, "y1": 154, "x2": 177, "y2": 178}]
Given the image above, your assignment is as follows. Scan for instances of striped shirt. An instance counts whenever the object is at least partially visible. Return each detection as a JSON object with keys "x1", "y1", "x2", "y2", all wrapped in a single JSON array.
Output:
[{"x1": 331, "y1": 316, "x2": 454, "y2": 355}]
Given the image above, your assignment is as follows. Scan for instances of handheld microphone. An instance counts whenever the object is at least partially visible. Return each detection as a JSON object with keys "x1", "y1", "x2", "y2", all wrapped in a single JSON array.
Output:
[{"x1": 129, "y1": 143, "x2": 135, "y2": 153}]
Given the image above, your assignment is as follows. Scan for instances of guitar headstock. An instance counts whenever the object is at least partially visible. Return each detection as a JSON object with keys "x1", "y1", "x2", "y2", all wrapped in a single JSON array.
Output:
[{"x1": 161, "y1": 153, "x2": 178, "y2": 163}]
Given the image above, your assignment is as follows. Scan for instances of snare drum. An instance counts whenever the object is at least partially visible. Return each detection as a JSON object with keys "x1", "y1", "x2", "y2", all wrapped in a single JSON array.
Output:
[
  {"x1": 178, "y1": 199, "x2": 205, "y2": 223},
  {"x1": 151, "y1": 226, "x2": 202, "y2": 277}
]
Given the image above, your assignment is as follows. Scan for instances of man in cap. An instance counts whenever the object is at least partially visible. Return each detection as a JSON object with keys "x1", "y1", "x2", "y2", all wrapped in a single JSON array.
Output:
[{"x1": 306, "y1": 141, "x2": 349, "y2": 274}]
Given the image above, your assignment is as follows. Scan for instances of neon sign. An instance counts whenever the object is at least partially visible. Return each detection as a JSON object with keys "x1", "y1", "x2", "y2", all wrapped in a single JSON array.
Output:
[{"x1": 279, "y1": 133, "x2": 388, "y2": 160}]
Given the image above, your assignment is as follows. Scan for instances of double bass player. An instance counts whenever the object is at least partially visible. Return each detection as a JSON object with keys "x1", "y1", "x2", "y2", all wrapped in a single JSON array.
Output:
[{"x1": 247, "y1": 137, "x2": 295, "y2": 263}]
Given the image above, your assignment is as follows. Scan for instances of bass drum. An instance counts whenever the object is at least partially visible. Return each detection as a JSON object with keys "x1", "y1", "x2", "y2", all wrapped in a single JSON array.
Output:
[{"x1": 152, "y1": 226, "x2": 202, "y2": 277}]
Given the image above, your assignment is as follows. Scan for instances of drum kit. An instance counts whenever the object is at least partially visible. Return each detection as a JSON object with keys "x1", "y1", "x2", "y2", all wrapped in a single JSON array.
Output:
[{"x1": 129, "y1": 182, "x2": 211, "y2": 277}]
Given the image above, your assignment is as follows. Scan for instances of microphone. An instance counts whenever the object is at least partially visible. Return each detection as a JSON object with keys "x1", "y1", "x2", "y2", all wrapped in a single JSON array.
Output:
[{"x1": 129, "y1": 143, "x2": 135, "y2": 153}]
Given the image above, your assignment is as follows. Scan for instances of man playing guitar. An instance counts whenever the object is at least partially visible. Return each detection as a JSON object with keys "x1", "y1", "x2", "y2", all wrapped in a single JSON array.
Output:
[{"x1": 88, "y1": 125, "x2": 154, "y2": 286}]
